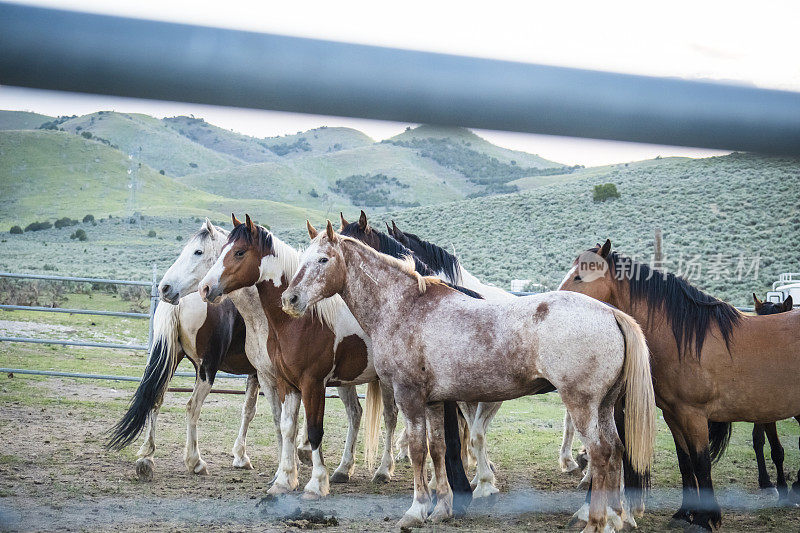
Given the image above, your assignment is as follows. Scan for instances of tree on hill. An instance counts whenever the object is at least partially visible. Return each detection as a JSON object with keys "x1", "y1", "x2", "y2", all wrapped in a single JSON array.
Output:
[{"x1": 593, "y1": 183, "x2": 621, "y2": 202}]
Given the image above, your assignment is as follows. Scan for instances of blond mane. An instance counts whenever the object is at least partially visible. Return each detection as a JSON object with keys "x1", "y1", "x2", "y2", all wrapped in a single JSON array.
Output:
[{"x1": 338, "y1": 235, "x2": 444, "y2": 294}]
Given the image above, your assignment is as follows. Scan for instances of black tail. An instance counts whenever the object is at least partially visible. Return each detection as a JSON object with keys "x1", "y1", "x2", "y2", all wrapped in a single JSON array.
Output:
[
  {"x1": 106, "y1": 338, "x2": 175, "y2": 450},
  {"x1": 708, "y1": 421, "x2": 732, "y2": 464},
  {"x1": 443, "y1": 401, "x2": 472, "y2": 516},
  {"x1": 614, "y1": 397, "x2": 649, "y2": 512}
]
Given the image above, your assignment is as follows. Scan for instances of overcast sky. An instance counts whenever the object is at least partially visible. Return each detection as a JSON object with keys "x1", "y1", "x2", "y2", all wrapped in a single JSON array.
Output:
[{"x1": 2, "y1": 0, "x2": 798, "y2": 166}]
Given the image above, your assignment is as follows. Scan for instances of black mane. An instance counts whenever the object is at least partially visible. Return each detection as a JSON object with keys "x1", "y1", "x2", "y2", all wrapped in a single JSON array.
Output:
[
  {"x1": 228, "y1": 222, "x2": 273, "y2": 254},
  {"x1": 341, "y1": 221, "x2": 482, "y2": 299},
  {"x1": 608, "y1": 252, "x2": 741, "y2": 359},
  {"x1": 397, "y1": 229, "x2": 461, "y2": 285}
]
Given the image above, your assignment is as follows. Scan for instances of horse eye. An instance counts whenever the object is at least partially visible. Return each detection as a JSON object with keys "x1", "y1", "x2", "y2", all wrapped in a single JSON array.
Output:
[
  {"x1": 574, "y1": 275, "x2": 582, "y2": 282},
  {"x1": 235, "y1": 250, "x2": 245, "y2": 258},
  {"x1": 318, "y1": 257, "x2": 329, "y2": 264},
  {"x1": 194, "y1": 250, "x2": 203, "y2": 256}
]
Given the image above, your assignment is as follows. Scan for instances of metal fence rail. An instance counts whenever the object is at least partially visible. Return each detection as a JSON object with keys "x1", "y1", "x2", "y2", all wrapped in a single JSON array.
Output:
[
  {"x1": 1, "y1": 3, "x2": 800, "y2": 155},
  {"x1": 0, "y1": 269, "x2": 158, "y2": 352}
]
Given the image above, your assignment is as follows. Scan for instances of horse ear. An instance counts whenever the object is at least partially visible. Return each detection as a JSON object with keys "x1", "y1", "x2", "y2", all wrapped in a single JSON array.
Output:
[
  {"x1": 385, "y1": 222, "x2": 392, "y2": 234},
  {"x1": 245, "y1": 214, "x2": 256, "y2": 236},
  {"x1": 231, "y1": 213, "x2": 242, "y2": 227},
  {"x1": 359, "y1": 210, "x2": 369, "y2": 232},
  {"x1": 340, "y1": 212, "x2": 348, "y2": 231},
  {"x1": 753, "y1": 293, "x2": 762, "y2": 308},
  {"x1": 307, "y1": 220, "x2": 318, "y2": 239},
  {"x1": 599, "y1": 239, "x2": 612, "y2": 258},
  {"x1": 204, "y1": 217, "x2": 215, "y2": 236},
  {"x1": 391, "y1": 220, "x2": 400, "y2": 236},
  {"x1": 783, "y1": 295, "x2": 793, "y2": 311},
  {"x1": 326, "y1": 220, "x2": 338, "y2": 242}
]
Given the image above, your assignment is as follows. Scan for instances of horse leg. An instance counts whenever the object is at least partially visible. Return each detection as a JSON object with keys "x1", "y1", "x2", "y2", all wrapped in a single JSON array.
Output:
[
  {"x1": 184, "y1": 370, "x2": 213, "y2": 475},
  {"x1": 394, "y1": 426, "x2": 410, "y2": 462},
  {"x1": 752, "y1": 424, "x2": 774, "y2": 493},
  {"x1": 469, "y1": 401, "x2": 502, "y2": 499},
  {"x1": 659, "y1": 412, "x2": 697, "y2": 527},
  {"x1": 560, "y1": 409, "x2": 582, "y2": 473},
  {"x1": 301, "y1": 380, "x2": 329, "y2": 499},
  {"x1": 232, "y1": 373, "x2": 259, "y2": 469},
  {"x1": 331, "y1": 385, "x2": 361, "y2": 483},
  {"x1": 682, "y1": 415, "x2": 722, "y2": 531},
  {"x1": 396, "y1": 391, "x2": 432, "y2": 528},
  {"x1": 268, "y1": 387, "x2": 301, "y2": 494},
  {"x1": 458, "y1": 401, "x2": 478, "y2": 471},
  {"x1": 426, "y1": 402, "x2": 454, "y2": 523},
  {"x1": 296, "y1": 416, "x2": 313, "y2": 466},
  {"x1": 764, "y1": 422, "x2": 789, "y2": 502},
  {"x1": 135, "y1": 402, "x2": 161, "y2": 481},
  {"x1": 373, "y1": 381, "x2": 398, "y2": 483}
]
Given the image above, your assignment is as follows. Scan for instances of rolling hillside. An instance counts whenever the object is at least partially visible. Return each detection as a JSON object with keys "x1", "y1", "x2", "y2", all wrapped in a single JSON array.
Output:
[
  {"x1": 162, "y1": 116, "x2": 279, "y2": 163},
  {"x1": 0, "y1": 130, "x2": 323, "y2": 228},
  {"x1": 297, "y1": 153, "x2": 798, "y2": 306},
  {"x1": 179, "y1": 143, "x2": 479, "y2": 210},
  {"x1": 259, "y1": 126, "x2": 374, "y2": 157},
  {"x1": 0, "y1": 110, "x2": 54, "y2": 130},
  {"x1": 57, "y1": 112, "x2": 243, "y2": 176}
]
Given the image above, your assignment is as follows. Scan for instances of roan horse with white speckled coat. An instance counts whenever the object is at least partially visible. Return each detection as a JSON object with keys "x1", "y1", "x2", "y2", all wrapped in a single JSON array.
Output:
[{"x1": 281, "y1": 221, "x2": 656, "y2": 531}]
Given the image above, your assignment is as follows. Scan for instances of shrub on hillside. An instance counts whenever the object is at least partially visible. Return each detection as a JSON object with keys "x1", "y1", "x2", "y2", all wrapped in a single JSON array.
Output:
[
  {"x1": 331, "y1": 173, "x2": 418, "y2": 208},
  {"x1": 54, "y1": 217, "x2": 79, "y2": 229},
  {"x1": 147, "y1": 230, "x2": 156, "y2": 237},
  {"x1": 9, "y1": 226, "x2": 23, "y2": 235},
  {"x1": 82, "y1": 214, "x2": 95, "y2": 223},
  {"x1": 70, "y1": 229, "x2": 87, "y2": 241},
  {"x1": 24, "y1": 221, "x2": 52, "y2": 232},
  {"x1": 593, "y1": 183, "x2": 621, "y2": 202},
  {"x1": 81, "y1": 131, "x2": 92, "y2": 139}
]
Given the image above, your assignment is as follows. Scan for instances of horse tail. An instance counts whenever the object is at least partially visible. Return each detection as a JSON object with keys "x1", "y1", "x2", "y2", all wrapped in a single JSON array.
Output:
[
  {"x1": 363, "y1": 380, "x2": 383, "y2": 470},
  {"x1": 708, "y1": 421, "x2": 732, "y2": 463},
  {"x1": 444, "y1": 401, "x2": 472, "y2": 515},
  {"x1": 613, "y1": 309, "x2": 656, "y2": 476},
  {"x1": 107, "y1": 302, "x2": 181, "y2": 450}
]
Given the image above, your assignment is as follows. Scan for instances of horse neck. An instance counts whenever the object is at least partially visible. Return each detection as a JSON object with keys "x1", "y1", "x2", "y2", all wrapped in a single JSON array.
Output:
[
  {"x1": 226, "y1": 285, "x2": 269, "y2": 335},
  {"x1": 255, "y1": 277, "x2": 295, "y2": 330},
  {"x1": 339, "y1": 241, "x2": 417, "y2": 334},
  {"x1": 259, "y1": 233, "x2": 300, "y2": 285}
]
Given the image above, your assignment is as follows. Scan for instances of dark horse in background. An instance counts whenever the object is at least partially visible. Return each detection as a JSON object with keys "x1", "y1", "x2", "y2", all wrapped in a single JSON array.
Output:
[
  {"x1": 751, "y1": 294, "x2": 800, "y2": 503},
  {"x1": 560, "y1": 240, "x2": 800, "y2": 531}
]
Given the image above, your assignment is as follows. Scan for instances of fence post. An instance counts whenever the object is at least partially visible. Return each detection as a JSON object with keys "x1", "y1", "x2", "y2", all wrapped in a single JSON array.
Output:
[{"x1": 147, "y1": 263, "x2": 158, "y2": 355}]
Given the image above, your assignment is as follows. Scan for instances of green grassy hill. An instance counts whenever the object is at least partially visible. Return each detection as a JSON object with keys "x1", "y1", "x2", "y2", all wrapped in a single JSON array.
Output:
[
  {"x1": 0, "y1": 111, "x2": 54, "y2": 130},
  {"x1": 179, "y1": 143, "x2": 477, "y2": 210},
  {"x1": 162, "y1": 116, "x2": 279, "y2": 163},
  {"x1": 390, "y1": 125, "x2": 563, "y2": 169},
  {"x1": 57, "y1": 112, "x2": 243, "y2": 176},
  {"x1": 323, "y1": 153, "x2": 798, "y2": 307},
  {"x1": 0, "y1": 130, "x2": 322, "y2": 229},
  {"x1": 259, "y1": 126, "x2": 374, "y2": 157}
]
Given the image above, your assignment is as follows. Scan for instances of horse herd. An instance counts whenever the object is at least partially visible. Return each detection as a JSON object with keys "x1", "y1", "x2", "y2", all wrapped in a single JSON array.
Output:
[{"x1": 106, "y1": 211, "x2": 800, "y2": 532}]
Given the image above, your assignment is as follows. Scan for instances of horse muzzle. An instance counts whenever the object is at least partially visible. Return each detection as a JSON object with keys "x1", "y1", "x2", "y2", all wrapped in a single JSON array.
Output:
[
  {"x1": 200, "y1": 282, "x2": 223, "y2": 304},
  {"x1": 281, "y1": 290, "x2": 307, "y2": 317},
  {"x1": 159, "y1": 283, "x2": 180, "y2": 305}
]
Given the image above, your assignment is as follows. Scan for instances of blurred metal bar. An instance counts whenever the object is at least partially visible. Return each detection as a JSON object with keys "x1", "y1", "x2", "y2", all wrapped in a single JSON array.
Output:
[
  {"x1": 0, "y1": 271, "x2": 151, "y2": 286},
  {"x1": 1, "y1": 3, "x2": 800, "y2": 154},
  {"x1": 0, "y1": 304, "x2": 149, "y2": 318},
  {"x1": 0, "y1": 336, "x2": 148, "y2": 350}
]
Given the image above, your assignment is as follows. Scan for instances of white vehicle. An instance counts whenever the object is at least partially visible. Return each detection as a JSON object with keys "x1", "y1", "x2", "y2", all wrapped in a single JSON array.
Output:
[{"x1": 765, "y1": 272, "x2": 800, "y2": 305}]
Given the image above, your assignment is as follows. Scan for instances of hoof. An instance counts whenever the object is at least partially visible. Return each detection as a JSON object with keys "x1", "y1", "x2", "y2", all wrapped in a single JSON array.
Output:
[
  {"x1": 685, "y1": 525, "x2": 713, "y2": 533},
  {"x1": 192, "y1": 461, "x2": 209, "y2": 475},
  {"x1": 372, "y1": 471, "x2": 391, "y2": 484},
  {"x1": 396, "y1": 513, "x2": 424, "y2": 529},
  {"x1": 760, "y1": 486, "x2": 779, "y2": 498},
  {"x1": 472, "y1": 481, "x2": 499, "y2": 499},
  {"x1": 267, "y1": 483, "x2": 291, "y2": 495},
  {"x1": 567, "y1": 515, "x2": 587, "y2": 531},
  {"x1": 297, "y1": 448, "x2": 313, "y2": 466},
  {"x1": 560, "y1": 457, "x2": 581, "y2": 474},
  {"x1": 135, "y1": 457, "x2": 154, "y2": 482},
  {"x1": 301, "y1": 491, "x2": 322, "y2": 501},
  {"x1": 429, "y1": 508, "x2": 452, "y2": 524},
  {"x1": 777, "y1": 497, "x2": 799, "y2": 508},
  {"x1": 395, "y1": 451, "x2": 410, "y2": 463},
  {"x1": 232, "y1": 456, "x2": 254, "y2": 470},
  {"x1": 330, "y1": 471, "x2": 350, "y2": 484}
]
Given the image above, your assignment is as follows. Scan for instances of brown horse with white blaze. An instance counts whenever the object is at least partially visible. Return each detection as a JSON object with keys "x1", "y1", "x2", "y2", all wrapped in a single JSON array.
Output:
[
  {"x1": 199, "y1": 215, "x2": 396, "y2": 499},
  {"x1": 282, "y1": 221, "x2": 656, "y2": 531},
  {"x1": 559, "y1": 240, "x2": 800, "y2": 531}
]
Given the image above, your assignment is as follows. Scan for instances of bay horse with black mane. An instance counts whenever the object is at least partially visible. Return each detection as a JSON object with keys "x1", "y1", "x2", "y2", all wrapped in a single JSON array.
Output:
[
  {"x1": 751, "y1": 294, "x2": 799, "y2": 503},
  {"x1": 198, "y1": 215, "x2": 471, "y2": 509},
  {"x1": 559, "y1": 240, "x2": 800, "y2": 531},
  {"x1": 282, "y1": 221, "x2": 655, "y2": 531},
  {"x1": 342, "y1": 211, "x2": 507, "y2": 498}
]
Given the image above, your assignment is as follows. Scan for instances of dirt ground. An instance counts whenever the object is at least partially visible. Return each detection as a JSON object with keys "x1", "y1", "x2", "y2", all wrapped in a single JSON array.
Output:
[{"x1": 1, "y1": 372, "x2": 798, "y2": 533}]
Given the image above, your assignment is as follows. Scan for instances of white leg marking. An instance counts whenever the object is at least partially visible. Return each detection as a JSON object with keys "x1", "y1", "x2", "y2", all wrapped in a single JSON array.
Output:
[
  {"x1": 303, "y1": 447, "x2": 330, "y2": 499},
  {"x1": 332, "y1": 386, "x2": 360, "y2": 483},
  {"x1": 232, "y1": 374, "x2": 259, "y2": 469},
  {"x1": 560, "y1": 409, "x2": 581, "y2": 473},
  {"x1": 184, "y1": 377, "x2": 212, "y2": 475},
  {"x1": 269, "y1": 391, "x2": 301, "y2": 494}
]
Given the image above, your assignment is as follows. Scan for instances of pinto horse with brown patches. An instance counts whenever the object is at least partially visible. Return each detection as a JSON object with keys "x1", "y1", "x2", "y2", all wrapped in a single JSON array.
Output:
[
  {"x1": 198, "y1": 215, "x2": 397, "y2": 500},
  {"x1": 282, "y1": 221, "x2": 655, "y2": 532},
  {"x1": 751, "y1": 294, "x2": 800, "y2": 503},
  {"x1": 108, "y1": 220, "x2": 261, "y2": 479},
  {"x1": 559, "y1": 240, "x2": 800, "y2": 531}
]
